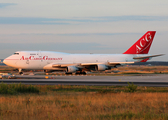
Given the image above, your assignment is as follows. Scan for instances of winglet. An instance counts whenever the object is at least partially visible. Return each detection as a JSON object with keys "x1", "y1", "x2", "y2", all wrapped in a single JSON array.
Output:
[{"x1": 123, "y1": 31, "x2": 156, "y2": 54}]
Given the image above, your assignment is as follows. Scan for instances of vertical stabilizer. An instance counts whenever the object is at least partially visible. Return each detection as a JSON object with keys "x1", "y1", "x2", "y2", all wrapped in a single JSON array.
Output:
[{"x1": 123, "y1": 31, "x2": 156, "y2": 54}]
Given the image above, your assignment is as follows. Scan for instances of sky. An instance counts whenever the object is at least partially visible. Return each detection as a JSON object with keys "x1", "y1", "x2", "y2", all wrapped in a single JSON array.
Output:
[{"x1": 0, "y1": 0, "x2": 168, "y2": 61}]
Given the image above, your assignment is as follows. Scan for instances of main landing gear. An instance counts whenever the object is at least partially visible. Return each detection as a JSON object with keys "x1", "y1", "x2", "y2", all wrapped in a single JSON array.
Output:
[
  {"x1": 75, "y1": 71, "x2": 86, "y2": 75},
  {"x1": 65, "y1": 71, "x2": 86, "y2": 75},
  {"x1": 19, "y1": 68, "x2": 23, "y2": 75}
]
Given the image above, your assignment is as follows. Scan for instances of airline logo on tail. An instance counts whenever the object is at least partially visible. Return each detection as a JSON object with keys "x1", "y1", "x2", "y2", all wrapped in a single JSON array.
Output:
[{"x1": 123, "y1": 31, "x2": 156, "y2": 54}]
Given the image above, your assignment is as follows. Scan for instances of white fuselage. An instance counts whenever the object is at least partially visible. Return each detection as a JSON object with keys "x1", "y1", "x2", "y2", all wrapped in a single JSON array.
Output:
[{"x1": 3, "y1": 51, "x2": 146, "y2": 70}]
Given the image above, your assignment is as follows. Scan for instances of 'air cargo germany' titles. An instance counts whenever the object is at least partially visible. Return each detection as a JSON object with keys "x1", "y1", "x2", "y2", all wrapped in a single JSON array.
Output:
[{"x1": 20, "y1": 56, "x2": 63, "y2": 61}]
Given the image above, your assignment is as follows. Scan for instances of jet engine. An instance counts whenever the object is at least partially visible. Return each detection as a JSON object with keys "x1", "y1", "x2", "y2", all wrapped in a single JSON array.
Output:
[
  {"x1": 66, "y1": 66, "x2": 78, "y2": 73},
  {"x1": 96, "y1": 64, "x2": 109, "y2": 71}
]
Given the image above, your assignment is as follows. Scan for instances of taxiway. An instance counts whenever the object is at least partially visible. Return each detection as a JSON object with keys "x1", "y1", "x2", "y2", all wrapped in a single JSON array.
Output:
[{"x1": 0, "y1": 74, "x2": 168, "y2": 86}]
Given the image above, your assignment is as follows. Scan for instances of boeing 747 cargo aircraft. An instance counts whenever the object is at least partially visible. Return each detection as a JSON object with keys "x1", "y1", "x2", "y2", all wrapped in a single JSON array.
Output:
[{"x1": 3, "y1": 31, "x2": 163, "y2": 74}]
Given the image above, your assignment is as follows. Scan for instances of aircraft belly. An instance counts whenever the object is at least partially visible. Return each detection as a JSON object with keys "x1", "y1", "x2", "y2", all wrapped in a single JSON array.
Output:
[{"x1": 15, "y1": 60, "x2": 44, "y2": 69}]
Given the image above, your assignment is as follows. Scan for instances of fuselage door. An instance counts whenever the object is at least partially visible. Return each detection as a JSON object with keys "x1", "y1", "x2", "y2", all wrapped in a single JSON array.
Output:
[{"x1": 38, "y1": 51, "x2": 43, "y2": 67}]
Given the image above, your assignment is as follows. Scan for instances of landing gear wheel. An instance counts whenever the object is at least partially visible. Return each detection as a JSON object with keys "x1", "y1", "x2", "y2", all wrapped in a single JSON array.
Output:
[
  {"x1": 18, "y1": 68, "x2": 23, "y2": 75},
  {"x1": 75, "y1": 71, "x2": 86, "y2": 75},
  {"x1": 66, "y1": 72, "x2": 72, "y2": 75},
  {"x1": 81, "y1": 72, "x2": 86, "y2": 75},
  {"x1": 19, "y1": 72, "x2": 23, "y2": 75},
  {"x1": 75, "y1": 71, "x2": 81, "y2": 75}
]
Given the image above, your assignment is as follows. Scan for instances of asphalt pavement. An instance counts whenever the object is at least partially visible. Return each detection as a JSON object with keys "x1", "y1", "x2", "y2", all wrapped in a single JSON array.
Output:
[{"x1": 0, "y1": 74, "x2": 168, "y2": 86}]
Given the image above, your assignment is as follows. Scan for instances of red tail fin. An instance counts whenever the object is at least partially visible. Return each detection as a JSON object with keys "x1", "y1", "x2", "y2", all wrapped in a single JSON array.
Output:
[{"x1": 123, "y1": 31, "x2": 156, "y2": 54}]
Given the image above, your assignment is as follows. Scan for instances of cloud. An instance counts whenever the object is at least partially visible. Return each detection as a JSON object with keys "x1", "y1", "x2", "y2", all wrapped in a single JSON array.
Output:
[
  {"x1": 93, "y1": 16, "x2": 168, "y2": 22},
  {"x1": 0, "y1": 3, "x2": 17, "y2": 8},
  {"x1": 0, "y1": 42, "x2": 102, "y2": 50},
  {"x1": 1, "y1": 0, "x2": 168, "y2": 18},
  {"x1": 18, "y1": 32, "x2": 132, "y2": 36},
  {"x1": 0, "y1": 17, "x2": 70, "y2": 25},
  {"x1": 0, "y1": 16, "x2": 168, "y2": 25}
]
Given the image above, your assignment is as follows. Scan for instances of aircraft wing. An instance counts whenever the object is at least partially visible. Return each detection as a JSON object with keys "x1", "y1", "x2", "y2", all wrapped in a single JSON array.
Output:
[
  {"x1": 80, "y1": 63, "x2": 102, "y2": 66},
  {"x1": 44, "y1": 61, "x2": 135, "y2": 69},
  {"x1": 133, "y1": 54, "x2": 164, "y2": 60},
  {"x1": 80, "y1": 62, "x2": 135, "y2": 66},
  {"x1": 107, "y1": 62, "x2": 135, "y2": 66},
  {"x1": 43, "y1": 63, "x2": 76, "y2": 69},
  {"x1": 47, "y1": 53, "x2": 163, "y2": 70},
  {"x1": 52, "y1": 64, "x2": 76, "y2": 67}
]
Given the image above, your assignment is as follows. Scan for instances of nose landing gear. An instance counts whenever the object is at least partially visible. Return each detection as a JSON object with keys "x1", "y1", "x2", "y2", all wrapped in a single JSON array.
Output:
[{"x1": 19, "y1": 68, "x2": 23, "y2": 75}]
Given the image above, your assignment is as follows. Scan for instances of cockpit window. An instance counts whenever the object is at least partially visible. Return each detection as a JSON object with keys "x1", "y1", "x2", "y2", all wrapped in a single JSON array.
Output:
[{"x1": 13, "y1": 53, "x2": 19, "y2": 55}]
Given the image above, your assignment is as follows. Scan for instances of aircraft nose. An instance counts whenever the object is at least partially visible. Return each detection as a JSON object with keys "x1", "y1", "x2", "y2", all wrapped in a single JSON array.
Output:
[
  {"x1": 3, "y1": 56, "x2": 18, "y2": 67},
  {"x1": 3, "y1": 59, "x2": 8, "y2": 65},
  {"x1": 3, "y1": 57, "x2": 11, "y2": 66}
]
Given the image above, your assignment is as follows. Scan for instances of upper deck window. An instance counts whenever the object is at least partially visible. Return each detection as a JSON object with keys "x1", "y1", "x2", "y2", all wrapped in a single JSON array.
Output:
[
  {"x1": 30, "y1": 54, "x2": 36, "y2": 55},
  {"x1": 13, "y1": 53, "x2": 19, "y2": 55}
]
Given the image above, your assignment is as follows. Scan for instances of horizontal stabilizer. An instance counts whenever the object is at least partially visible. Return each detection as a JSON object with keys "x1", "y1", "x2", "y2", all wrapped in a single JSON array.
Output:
[{"x1": 133, "y1": 54, "x2": 164, "y2": 59}]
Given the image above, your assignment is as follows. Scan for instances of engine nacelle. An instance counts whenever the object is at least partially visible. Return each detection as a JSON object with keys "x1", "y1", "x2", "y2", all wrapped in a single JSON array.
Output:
[
  {"x1": 66, "y1": 66, "x2": 78, "y2": 73},
  {"x1": 96, "y1": 64, "x2": 108, "y2": 71}
]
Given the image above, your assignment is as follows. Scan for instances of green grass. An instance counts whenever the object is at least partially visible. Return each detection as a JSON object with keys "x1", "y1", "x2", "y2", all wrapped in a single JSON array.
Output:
[
  {"x1": 44, "y1": 84, "x2": 168, "y2": 93},
  {"x1": 51, "y1": 87, "x2": 116, "y2": 93},
  {"x1": 0, "y1": 82, "x2": 39, "y2": 95},
  {"x1": 126, "y1": 82, "x2": 138, "y2": 92},
  {"x1": 1, "y1": 82, "x2": 168, "y2": 95}
]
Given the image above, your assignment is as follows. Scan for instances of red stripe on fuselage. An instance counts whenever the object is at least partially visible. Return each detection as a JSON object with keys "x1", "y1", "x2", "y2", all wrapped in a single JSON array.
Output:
[{"x1": 4, "y1": 59, "x2": 19, "y2": 60}]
